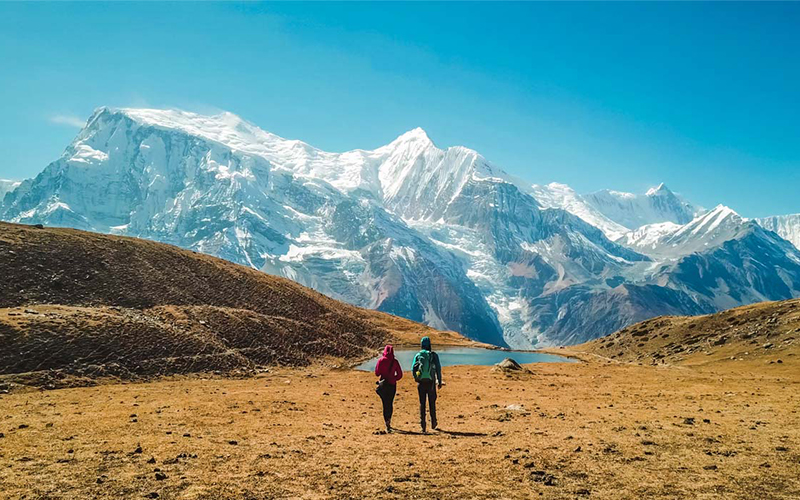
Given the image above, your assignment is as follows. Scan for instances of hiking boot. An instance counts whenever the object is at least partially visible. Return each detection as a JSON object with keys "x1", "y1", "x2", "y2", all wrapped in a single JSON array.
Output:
[{"x1": 432, "y1": 420, "x2": 438, "y2": 430}]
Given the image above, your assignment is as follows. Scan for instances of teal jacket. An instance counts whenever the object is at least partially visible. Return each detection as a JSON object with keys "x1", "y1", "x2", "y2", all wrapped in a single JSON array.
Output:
[{"x1": 412, "y1": 336, "x2": 442, "y2": 385}]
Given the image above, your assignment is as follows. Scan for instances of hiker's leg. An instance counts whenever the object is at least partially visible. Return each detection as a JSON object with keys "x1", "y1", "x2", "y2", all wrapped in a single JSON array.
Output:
[
  {"x1": 379, "y1": 388, "x2": 390, "y2": 423},
  {"x1": 385, "y1": 384, "x2": 396, "y2": 426},
  {"x1": 378, "y1": 387, "x2": 391, "y2": 426},
  {"x1": 429, "y1": 384, "x2": 438, "y2": 429},
  {"x1": 417, "y1": 382, "x2": 427, "y2": 431}
]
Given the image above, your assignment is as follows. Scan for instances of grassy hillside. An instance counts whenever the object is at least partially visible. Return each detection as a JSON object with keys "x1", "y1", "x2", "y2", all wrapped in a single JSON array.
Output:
[
  {"x1": 0, "y1": 222, "x2": 464, "y2": 387},
  {"x1": 566, "y1": 298, "x2": 800, "y2": 366}
]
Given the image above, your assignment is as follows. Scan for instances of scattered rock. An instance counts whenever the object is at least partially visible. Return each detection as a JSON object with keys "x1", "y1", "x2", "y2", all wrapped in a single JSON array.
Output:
[
  {"x1": 155, "y1": 472, "x2": 167, "y2": 481},
  {"x1": 228, "y1": 440, "x2": 238, "y2": 445},
  {"x1": 495, "y1": 358, "x2": 524, "y2": 371}
]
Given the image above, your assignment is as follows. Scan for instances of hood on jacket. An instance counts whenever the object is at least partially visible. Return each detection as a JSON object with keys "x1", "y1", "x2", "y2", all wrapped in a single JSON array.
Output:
[
  {"x1": 421, "y1": 336, "x2": 431, "y2": 351},
  {"x1": 382, "y1": 344, "x2": 395, "y2": 361}
]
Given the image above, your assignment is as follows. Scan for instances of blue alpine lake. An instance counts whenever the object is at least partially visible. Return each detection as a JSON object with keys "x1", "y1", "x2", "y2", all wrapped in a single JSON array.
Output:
[{"x1": 355, "y1": 346, "x2": 577, "y2": 371}]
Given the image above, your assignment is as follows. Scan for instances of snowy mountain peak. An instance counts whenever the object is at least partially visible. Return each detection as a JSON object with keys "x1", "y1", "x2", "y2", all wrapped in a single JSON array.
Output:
[
  {"x1": 673, "y1": 204, "x2": 740, "y2": 237},
  {"x1": 584, "y1": 184, "x2": 701, "y2": 230},
  {"x1": 106, "y1": 107, "x2": 301, "y2": 152},
  {"x1": 623, "y1": 203, "x2": 751, "y2": 258},
  {"x1": 646, "y1": 182, "x2": 670, "y2": 196},
  {"x1": 708, "y1": 204, "x2": 739, "y2": 218},
  {"x1": 391, "y1": 127, "x2": 434, "y2": 146}
]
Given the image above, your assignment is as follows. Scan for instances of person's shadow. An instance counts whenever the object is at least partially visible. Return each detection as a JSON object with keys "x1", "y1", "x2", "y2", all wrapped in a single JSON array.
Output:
[
  {"x1": 391, "y1": 428, "x2": 426, "y2": 436},
  {"x1": 391, "y1": 428, "x2": 488, "y2": 437},
  {"x1": 434, "y1": 429, "x2": 489, "y2": 437}
]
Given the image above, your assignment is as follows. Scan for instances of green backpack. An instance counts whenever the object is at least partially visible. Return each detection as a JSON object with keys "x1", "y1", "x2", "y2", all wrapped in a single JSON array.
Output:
[{"x1": 413, "y1": 350, "x2": 433, "y2": 382}]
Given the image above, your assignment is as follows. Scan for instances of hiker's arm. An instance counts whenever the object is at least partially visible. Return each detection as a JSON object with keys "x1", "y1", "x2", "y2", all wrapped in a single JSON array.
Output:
[
  {"x1": 395, "y1": 360, "x2": 403, "y2": 380},
  {"x1": 435, "y1": 353, "x2": 443, "y2": 386}
]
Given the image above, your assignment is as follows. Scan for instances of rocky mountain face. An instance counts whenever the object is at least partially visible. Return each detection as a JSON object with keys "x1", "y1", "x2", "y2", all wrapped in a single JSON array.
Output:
[{"x1": 3, "y1": 107, "x2": 800, "y2": 347}]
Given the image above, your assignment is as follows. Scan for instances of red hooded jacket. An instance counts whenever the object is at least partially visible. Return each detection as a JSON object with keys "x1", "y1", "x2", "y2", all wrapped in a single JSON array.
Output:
[{"x1": 374, "y1": 345, "x2": 403, "y2": 385}]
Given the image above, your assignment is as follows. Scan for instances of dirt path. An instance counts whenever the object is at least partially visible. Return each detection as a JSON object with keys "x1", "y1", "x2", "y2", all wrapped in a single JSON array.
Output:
[{"x1": 1, "y1": 360, "x2": 798, "y2": 499}]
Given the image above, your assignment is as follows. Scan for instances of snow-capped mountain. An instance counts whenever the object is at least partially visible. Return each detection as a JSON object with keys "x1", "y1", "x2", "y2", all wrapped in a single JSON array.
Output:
[
  {"x1": 3, "y1": 107, "x2": 800, "y2": 347},
  {"x1": 1, "y1": 108, "x2": 506, "y2": 345},
  {"x1": 622, "y1": 205, "x2": 746, "y2": 258},
  {"x1": 583, "y1": 183, "x2": 702, "y2": 231},
  {"x1": 530, "y1": 183, "x2": 629, "y2": 241},
  {"x1": 757, "y1": 214, "x2": 800, "y2": 251}
]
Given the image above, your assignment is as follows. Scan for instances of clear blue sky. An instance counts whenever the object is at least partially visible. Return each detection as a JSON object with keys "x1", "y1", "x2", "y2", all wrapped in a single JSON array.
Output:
[{"x1": 1, "y1": 2, "x2": 798, "y2": 217}]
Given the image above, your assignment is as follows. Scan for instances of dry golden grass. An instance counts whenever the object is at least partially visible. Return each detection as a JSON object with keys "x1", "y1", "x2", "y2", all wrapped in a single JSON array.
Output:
[
  {"x1": 1, "y1": 357, "x2": 798, "y2": 499},
  {"x1": 565, "y1": 298, "x2": 800, "y2": 367}
]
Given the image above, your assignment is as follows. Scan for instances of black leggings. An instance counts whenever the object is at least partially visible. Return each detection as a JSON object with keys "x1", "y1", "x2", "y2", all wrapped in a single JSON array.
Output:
[{"x1": 378, "y1": 383, "x2": 397, "y2": 423}]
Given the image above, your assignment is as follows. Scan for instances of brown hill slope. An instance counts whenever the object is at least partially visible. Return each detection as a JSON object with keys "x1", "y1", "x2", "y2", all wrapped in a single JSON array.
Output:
[
  {"x1": 0, "y1": 222, "x2": 462, "y2": 386},
  {"x1": 565, "y1": 298, "x2": 800, "y2": 366}
]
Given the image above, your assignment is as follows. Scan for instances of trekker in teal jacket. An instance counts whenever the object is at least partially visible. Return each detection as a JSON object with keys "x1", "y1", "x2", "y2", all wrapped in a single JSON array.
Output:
[{"x1": 412, "y1": 336, "x2": 442, "y2": 433}]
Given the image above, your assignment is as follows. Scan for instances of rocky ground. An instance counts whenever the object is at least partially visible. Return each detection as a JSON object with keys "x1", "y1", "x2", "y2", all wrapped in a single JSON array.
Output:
[{"x1": 1, "y1": 357, "x2": 798, "y2": 499}]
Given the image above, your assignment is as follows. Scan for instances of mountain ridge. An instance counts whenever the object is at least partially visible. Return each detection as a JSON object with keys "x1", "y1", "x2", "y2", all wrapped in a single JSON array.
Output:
[{"x1": 2, "y1": 107, "x2": 800, "y2": 347}]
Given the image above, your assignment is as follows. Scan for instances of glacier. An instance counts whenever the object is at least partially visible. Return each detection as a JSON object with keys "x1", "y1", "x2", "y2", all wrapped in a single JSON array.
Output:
[{"x1": 2, "y1": 107, "x2": 800, "y2": 347}]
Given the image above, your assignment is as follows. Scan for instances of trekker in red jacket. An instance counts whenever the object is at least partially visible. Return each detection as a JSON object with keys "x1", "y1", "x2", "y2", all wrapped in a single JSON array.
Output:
[{"x1": 374, "y1": 345, "x2": 403, "y2": 433}]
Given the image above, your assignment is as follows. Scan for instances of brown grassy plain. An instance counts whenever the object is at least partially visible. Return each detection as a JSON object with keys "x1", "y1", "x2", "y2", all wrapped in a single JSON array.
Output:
[{"x1": 1, "y1": 355, "x2": 798, "y2": 499}]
